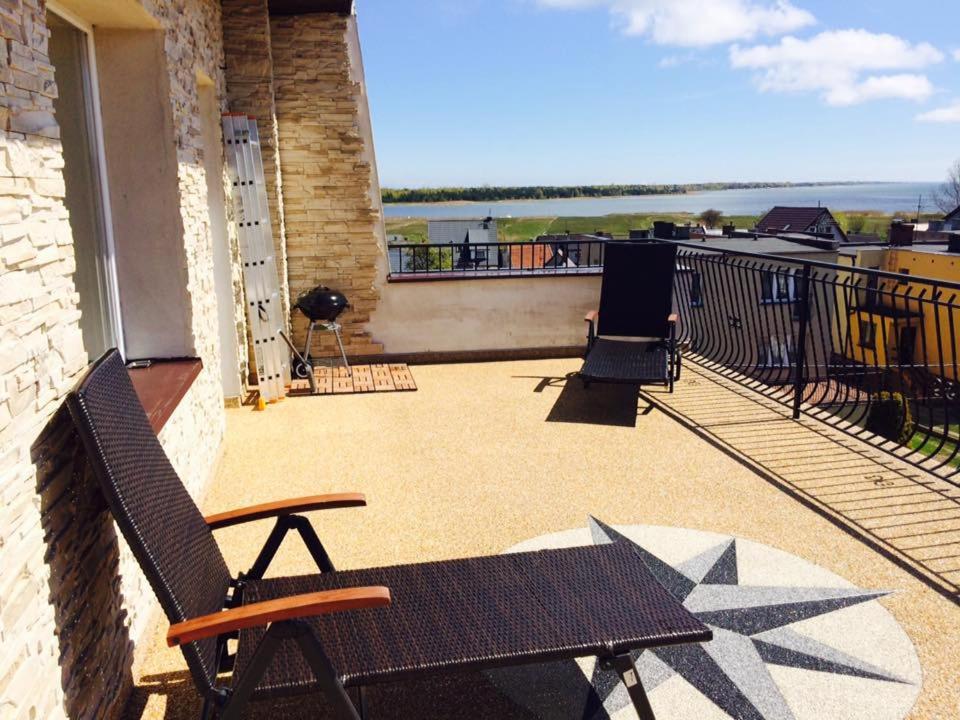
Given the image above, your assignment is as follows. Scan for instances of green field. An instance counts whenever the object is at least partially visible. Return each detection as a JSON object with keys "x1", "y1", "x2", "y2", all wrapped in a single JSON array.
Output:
[
  {"x1": 385, "y1": 210, "x2": 914, "y2": 244},
  {"x1": 909, "y1": 423, "x2": 960, "y2": 469}
]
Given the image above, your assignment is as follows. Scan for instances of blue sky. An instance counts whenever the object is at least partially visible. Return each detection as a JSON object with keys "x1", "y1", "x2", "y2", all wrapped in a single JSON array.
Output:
[{"x1": 357, "y1": 0, "x2": 960, "y2": 187}]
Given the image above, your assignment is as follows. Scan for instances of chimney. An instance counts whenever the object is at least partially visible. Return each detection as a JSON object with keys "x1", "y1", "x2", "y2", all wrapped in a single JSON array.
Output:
[
  {"x1": 889, "y1": 220, "x2": 914, "y2": 247},
  {"x1": 722, "y1": 223, "x2": 735, "y2": 237},
  {"x1": 653, "y1": 221, "x2": 675, "y2": 239}
]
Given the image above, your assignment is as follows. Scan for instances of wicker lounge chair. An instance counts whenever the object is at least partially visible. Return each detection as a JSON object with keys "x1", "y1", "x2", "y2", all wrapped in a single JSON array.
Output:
[
  {"x1": 582, "y1": 242, "x2": 681, "y2": 391},
  {"x1": 66, "y1": 350, "x2": 711, "y2": 720}
]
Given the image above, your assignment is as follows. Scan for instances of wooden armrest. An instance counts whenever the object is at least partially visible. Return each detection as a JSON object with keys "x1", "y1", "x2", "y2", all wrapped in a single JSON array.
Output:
[
  {"x1": 167, "y1": 586, "x2": 391, "y2": 647},
  {"x1": 667, "y1": 313, "x2": 678, "y2": 323},
  {"x1": 585, "y1": 310, "x2": 599, "y2": 323},
  {"x1": 205, "y1": 492, "x2": 366, "y2": 530}
]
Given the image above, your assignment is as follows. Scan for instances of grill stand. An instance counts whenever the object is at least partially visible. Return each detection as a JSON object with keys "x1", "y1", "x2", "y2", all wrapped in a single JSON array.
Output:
[{"x1": 292, "y1": 320, "x2": 351, "y2": 389}]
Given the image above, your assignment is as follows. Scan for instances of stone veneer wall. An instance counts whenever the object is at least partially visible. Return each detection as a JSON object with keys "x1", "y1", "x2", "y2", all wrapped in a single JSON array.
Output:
[
  {"x1": 0, "y1": 0, "x2": 232, "y2": 717},
  {"x1": 270, "y1": 13, "x2": 384, "y2": 357}
]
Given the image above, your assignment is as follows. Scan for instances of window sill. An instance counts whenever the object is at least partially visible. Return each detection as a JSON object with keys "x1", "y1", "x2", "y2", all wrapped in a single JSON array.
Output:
[{"x1": 127, "y1": 358, "x2": 202, "y2": 434}]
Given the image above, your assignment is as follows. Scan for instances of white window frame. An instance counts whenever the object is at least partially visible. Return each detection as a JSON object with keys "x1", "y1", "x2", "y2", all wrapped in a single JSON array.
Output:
[
  {"x1": 759, "y1": 334, "x2": 795, "y2": 368},
  {"x1": 760, "y1": 268, "x2": 798, "y2": 304},
  {"x1": 48, "y1": 2, "x2": 125, "y2": 357}
]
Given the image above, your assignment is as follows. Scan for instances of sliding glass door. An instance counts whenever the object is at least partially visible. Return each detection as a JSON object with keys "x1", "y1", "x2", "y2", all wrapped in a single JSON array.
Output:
[{"x1": 48, "y1": 7, "x2": 122, "y2": 358}]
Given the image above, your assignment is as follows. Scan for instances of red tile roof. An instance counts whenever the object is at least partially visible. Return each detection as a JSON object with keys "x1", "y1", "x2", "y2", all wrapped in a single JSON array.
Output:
[
  {"x1": 756, "y1": 206, "x2": 832, "y2": 233},
  {"x1": 510, "y1": 244, "x2": 550, "y2": 269}
]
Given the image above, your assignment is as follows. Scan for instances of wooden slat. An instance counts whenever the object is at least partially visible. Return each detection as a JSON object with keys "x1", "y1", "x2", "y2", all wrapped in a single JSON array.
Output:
[
  {"x1": 351, "y1": 365, "x2": 374, "y2": 392},
  {"x1": 390, "y1": 364, "x2": 417, "y2": 391},
  {"x1": 333, "y1": 367, "x2": 353, "y2": 394},
  {"x1": 288, "y1": 364, "x2": 417, "y2": 396},
  {"x1": 372, "y1": 364, "x2": 396, "y2": 391}
]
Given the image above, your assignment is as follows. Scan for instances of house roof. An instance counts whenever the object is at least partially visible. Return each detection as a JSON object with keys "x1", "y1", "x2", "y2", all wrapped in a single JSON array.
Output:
[
  {"x1": 945, "y1": 204, "x2": 960, "y2": 222},
  {"x1": 678, "y1": 237, "x2": 837, "y2": 256},
  {"x1": 268, "y1": 0, "x2": 352, "y2": 16},
  {"x1": 756, "y1": 206, "x2": 832, "y2": 233}
]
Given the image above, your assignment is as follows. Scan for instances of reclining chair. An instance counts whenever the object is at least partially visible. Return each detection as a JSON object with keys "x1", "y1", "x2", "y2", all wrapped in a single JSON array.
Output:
[
  {"x1": 581, "y1": 242, "x2": 681, "y2": 392},
  {"x1": 66, "y1": 350, "x2": 710, "y2": 719}
]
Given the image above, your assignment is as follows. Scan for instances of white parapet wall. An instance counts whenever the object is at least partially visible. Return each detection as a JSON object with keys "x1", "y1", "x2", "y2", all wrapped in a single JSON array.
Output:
[{"x1": 368, "y1": 275, "x2": 603, "y2": 355}]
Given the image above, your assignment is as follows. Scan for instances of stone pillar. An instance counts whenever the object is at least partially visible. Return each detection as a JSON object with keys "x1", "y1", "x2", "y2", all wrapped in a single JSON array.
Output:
[{"x1": 270, "y1": 13, "x2": 384, "y2": 358}]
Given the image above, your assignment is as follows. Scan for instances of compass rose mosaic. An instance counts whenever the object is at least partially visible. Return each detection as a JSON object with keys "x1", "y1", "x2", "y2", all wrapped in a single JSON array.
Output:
[{"x1": 488, "y1": 520, "x2": 921, "y2": 720}]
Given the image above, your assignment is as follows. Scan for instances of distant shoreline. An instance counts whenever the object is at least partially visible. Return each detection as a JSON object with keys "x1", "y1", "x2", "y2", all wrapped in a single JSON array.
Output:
[{"x1": 381, "y1": 180, "x2": 887, "y2": 206}]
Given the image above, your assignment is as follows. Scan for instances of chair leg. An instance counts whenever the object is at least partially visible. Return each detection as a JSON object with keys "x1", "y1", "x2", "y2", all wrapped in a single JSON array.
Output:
[
  {"x1": 609, "y1": 654, "x2": 656, "y2": 720},
  {"x1": 294, "y1": 622, "x2": 362, "y2": 720},
  {"x1": 199, "y1": 694, "x2": 216, "y2": 720},
  {"x1": 221, "y1": 621, "x2": 360, "y2": 720},
  {"x1": 219, "y1": 626, "x2": 283, "y2": 720},
  {"x1": 355, "y1": 686, "x2": 368, "y2": 720}
]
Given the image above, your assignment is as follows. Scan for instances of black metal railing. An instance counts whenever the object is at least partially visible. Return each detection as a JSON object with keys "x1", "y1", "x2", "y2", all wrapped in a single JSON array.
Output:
[
  {"x1": 387, "y1": 239, "x2": 606, "y2": 278},
  {"x1": 671, "y1": 241, "x2": 960, "y2": 480},
  {"x1": 386, "y1": 237, "x2": 960, "y2": 479}
]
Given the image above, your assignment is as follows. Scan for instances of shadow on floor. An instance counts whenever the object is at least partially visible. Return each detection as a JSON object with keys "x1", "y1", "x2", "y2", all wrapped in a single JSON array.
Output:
[
  {"x1": 652, "y1": 362, "x2": 960, "y2": 605},
  {"x1": 515, "y1": 373, "x2": 652, "y2": 428},
  {"x1": 125, "y1": 669, "x2": 541, "y2": 720}
]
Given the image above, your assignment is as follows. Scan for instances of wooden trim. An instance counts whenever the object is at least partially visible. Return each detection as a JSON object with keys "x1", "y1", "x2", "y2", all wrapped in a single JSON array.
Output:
[
  {"x1": 668, "y1": 313, "x2": 679, "y2": 324},
  {"x1": 205, "y1": 493, "x2": 366, "y2": 530},
  {"x1": 127, "y1": 358, "x2": 202, "y2": 434},
  {"x1": 166, "y1": 586, "x2": 391, "y2": 647},
  {"x1": 585, "y1": 310, "x2": 599, "y2": 323}
]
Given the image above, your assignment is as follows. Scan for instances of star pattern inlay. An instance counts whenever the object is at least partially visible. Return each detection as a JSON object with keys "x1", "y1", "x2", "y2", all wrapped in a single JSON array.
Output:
[{"x1": 581, "y1": 517, "x2": 908, "y2": 720}]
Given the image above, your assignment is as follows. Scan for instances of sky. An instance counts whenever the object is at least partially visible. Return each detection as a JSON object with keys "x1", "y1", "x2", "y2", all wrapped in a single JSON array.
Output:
[{"x1": 357, "y1": 0, "x2": 960, "y2": 187}]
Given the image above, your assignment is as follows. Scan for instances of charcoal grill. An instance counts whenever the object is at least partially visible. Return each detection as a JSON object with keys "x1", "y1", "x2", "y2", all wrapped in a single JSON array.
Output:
[{"x1": 291, "y1": 285, "x2": 350, "y2": 380}]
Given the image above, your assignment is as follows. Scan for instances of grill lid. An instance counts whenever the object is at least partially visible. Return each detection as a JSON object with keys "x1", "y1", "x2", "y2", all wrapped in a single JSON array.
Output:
[{"x1": 295, "y1": 286, "x2": 349, "y2": 322}]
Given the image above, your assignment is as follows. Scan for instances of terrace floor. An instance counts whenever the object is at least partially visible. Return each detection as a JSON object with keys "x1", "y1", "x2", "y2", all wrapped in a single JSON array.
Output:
[{"x1": 128, "y1": 358, "x2": 960, "y2": 720}]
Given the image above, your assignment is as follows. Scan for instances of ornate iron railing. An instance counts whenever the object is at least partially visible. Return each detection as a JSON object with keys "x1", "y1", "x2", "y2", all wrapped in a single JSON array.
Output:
[
  {"x1": 387, "y1": 239, "x2": 606, "y2": 278},
  {"x1": 386, "y1": 238, "x2": 960, "y2": 478},
  {"x1": 672, "y1": 241, "x2": 960, "y2": 479}
]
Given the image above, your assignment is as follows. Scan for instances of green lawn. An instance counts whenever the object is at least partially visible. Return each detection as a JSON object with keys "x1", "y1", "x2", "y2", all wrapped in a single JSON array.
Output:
[
  {"x1": 908, "y1": 423, "x2": 960, "y2": 468},
  {"x1": 384, "y1": 209, "x2": 925, "y2": 244},
  {"x1": 385, "y1": 212, "x2": 762, "y2": 243}
]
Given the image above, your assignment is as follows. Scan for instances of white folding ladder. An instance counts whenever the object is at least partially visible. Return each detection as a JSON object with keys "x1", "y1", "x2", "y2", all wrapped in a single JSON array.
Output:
[{"x1": 222, "y1": 114, "x2": 289, "y2": 403}]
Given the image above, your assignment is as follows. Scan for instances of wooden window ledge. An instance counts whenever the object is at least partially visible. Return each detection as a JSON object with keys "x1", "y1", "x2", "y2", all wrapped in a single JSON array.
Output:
[{"x1": 127, "y1": 358, "x2": 203, "y2": 434}]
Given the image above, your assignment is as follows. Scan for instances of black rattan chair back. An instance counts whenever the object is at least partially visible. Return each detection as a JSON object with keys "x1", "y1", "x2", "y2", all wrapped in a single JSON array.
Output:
[
  {"x1": 66, "y1": 350, "x2": 231, "y2": 695},
  {"x1": 598, "y1": 242, "x2": 677, "y2": 338}
]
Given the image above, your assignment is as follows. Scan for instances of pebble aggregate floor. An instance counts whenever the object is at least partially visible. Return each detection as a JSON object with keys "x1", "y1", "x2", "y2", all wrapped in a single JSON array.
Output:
[{"x1": 127, "y1": 359, "x2": 960, "y2": 719}]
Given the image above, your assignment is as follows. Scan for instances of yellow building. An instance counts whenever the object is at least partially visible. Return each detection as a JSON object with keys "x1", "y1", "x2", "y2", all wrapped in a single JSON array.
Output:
[{"x1": 842, "y1": 244, "x2": 960, "y2": 381}]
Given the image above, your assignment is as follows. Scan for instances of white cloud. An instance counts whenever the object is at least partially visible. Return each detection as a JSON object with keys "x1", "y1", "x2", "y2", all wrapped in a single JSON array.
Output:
[
  {"x1": 917, "y1": 102, "x2": 960, "y2": 123},
  {"x1": 953, "y1": 49, "x2": 960, "y2": 61},
  {"x1": 536, "y1": 0, "x2": 815, "y2": 47},
  {"x1": 730, "y1": 30, "x2": 944, "y2": 105},
  {"x1": 658, "y1": 53, "x2": 693, "y2": 68}
]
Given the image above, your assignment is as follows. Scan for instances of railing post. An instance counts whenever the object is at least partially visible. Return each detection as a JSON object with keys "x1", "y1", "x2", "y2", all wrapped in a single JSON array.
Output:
[{"x1": 792, "y1": 263, "x2": 812, "y2": 420}]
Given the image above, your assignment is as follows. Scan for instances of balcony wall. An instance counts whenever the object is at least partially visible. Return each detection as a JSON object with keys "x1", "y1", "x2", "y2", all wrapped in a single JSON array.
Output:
[{"x1": 368, "y1": 275, "x2": 602, "y2": 355}]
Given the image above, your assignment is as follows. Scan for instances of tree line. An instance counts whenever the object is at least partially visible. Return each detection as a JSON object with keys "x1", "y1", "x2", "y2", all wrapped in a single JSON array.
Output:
[{"x1": 381, "y1": 182, "x2": 850, "y2": 204}]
